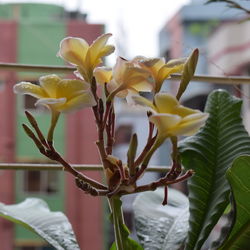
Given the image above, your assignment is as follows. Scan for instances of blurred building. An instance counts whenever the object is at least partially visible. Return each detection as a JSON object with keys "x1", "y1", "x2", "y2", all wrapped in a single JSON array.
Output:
[
  {"x1": 159, "y1": 0, "x2": 250, "y2": 110},
  {"x1": 159, "y1": 0, "x2": 250, "y2": 244},
  {"x1": 0, "y1": 3, "x2": 105, "y2": 250},
  {"x1": 207, "y1": 20, "x2": 250, "y2": 131}
]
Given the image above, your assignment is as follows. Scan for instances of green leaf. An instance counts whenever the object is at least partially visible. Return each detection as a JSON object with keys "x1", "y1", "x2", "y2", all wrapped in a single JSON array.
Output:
[
  {"x1": 219, "y1": 155, "x2": 250, "y2": 249},
  {"x1": 179, "y1": 89, "x2": 250, "y2": 250},
  {"x1": 109, "y1": 197, "x2": 143, "y2": 250},
  {"x1": 110, "y1": 237, "x2": 143, "y2": 250},
  {"x1": 0, "y1": 198, "x2": 80, "y2": 250},
  {"x1": 133, "y1": 188, "x2": 189, "y2": 250}
]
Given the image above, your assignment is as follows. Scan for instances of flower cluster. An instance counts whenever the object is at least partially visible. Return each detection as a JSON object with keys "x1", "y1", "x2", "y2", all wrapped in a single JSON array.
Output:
[
  {"x1": 13, "y1": 33, "x2": 208, "y2": 195},
  {"x1": 13, "y1": 32, "x2": 210, "y2": 250},
  {"x1": 14, "y1": 33, "x2": 207, "y2": 140}
]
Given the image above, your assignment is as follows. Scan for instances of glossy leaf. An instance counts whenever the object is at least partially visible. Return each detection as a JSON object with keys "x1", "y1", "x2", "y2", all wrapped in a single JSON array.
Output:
[
  {"x1": 110, "y1": 197, "x2": 143, "y2": 250},
  {"x1": 0, "y1": 198, "x2": 80, "y2": 250},
  {"x1": 133, "y1": 188, "x2": 189, "y2": 250},
  {"x1": 219, "y1": 155, "x2": 250, "y2": 249},
  {"x1": 179, "y1": 90, "x2": 250, "y2": 250}
]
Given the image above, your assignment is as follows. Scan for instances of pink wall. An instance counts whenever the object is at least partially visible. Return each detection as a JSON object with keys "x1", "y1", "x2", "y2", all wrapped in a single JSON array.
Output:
[
  {"x1": 0, "y1": 21, "x2": 17, "y2": 250},
  {"x1": 65, "y1": 21, "x2": 104, "y2": 250}
]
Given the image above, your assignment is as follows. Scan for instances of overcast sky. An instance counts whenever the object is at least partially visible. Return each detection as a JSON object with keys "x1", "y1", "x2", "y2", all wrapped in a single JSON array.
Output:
[{"x1": 1, "y1": 0, "x2": 190, "y2": 60}]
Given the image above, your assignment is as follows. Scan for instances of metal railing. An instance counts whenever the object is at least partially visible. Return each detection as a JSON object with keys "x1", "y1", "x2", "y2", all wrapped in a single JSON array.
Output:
[
  {"x1": 1, "y1": 62, "x2": 250, "y2": 85},
  {"x1": 0, "y1": 163, "x2": 170, "y2": 172},
  {"x1": 1, "y1": 62, "x2": 250, "y2": 172}
]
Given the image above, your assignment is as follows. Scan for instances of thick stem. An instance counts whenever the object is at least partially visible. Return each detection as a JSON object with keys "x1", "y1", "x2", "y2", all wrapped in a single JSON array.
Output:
[{"x1": 109, "y1": 196, "x2": 126, "y2": 250}]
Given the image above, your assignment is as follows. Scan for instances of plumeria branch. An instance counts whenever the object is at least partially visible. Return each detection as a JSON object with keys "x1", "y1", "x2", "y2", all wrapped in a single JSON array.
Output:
[
  {"x1": 23, "y1": 112, "x2": 108, "y2": 191},
  {"x1": 134, "y1": 115, "x2": 156, "y2": 168},
  {"x1": 132, "y1": 169, "x2": 194, "y2": 195}
]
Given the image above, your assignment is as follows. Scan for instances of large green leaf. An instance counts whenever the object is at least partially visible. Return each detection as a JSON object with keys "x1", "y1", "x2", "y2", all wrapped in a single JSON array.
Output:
[
  {"x1": 133, "y1": 188, "x2": 189, "y2": 250},
  {"x1": 179, "y1": 89, "x2": 250, "y2": 250},
  {"x1": 0, "y1": 198, "x2": 80, "y2": 250},
  {"x1": 219, "y1": 155, "x2": 250, "y2": 249},
  {"x1": 110, "y1": 197, "x2": 143, "y2": 250}
]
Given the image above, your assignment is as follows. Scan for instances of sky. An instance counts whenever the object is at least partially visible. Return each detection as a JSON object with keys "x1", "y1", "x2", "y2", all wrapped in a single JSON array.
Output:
[{"x1": 1, "y1": 0, "x2": 190, "y2": 61}]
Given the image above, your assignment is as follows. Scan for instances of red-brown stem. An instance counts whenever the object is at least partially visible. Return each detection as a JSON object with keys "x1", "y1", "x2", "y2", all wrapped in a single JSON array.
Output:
[
  {"x1": 117, "y1": 160, "x2": 127, "y2": 182},
  {"x1": 50, "y1": 150, "x2": 108, "y2": 190},
  {"x1": 132, "y1": 170, "x2": 194, "y2": 194},
  {"x1": 24, "y1": 122, "x2": 108, "y2": 191},
  {"x1": 106, "y1": 105, "x2": 115, "y2": 155},
  {"x1": 102, "y1": 101, "x2": 112, "y2": 130},
  {"x1": 111, "y1": 111, "x2": 115, "y2": 139},
  {"x1": 134, "y1": 122, "x2": 156, "y2": 167},
  {"x1": 92, "y1": 103, "x2": 107, "y2": 161},
  {"x1": 133, "y1": 136, "x2": 156, "y2": 170},
  {"x1": 25, "y1": 111, "x2": 49, "y2": 148},
  {"x1": 162, "y1": 186, "x2": 168, "y2": 206}
]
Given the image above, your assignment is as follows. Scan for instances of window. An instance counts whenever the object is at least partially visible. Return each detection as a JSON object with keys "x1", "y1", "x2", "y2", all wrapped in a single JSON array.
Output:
[{"x1": 23, "y1": 171, "x2": 59, "y2": 194}]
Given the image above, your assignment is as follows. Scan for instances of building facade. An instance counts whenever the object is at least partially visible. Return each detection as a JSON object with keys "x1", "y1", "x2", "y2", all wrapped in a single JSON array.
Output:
[
  {"x1": 159, "y1": 0, "x2": 250, "y2": 107},
  {"x1": 0, "y1": 3, "x2": 105, "y2": 250}
]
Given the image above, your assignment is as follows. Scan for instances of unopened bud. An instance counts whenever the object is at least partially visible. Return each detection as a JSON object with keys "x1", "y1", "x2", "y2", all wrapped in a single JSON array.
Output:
[
  {"x1": 22, "y1": 124, "x2": 45, "y2": 153},
  {"x1": 176, "y1": 48, "x2": 199, "y2": 100}
]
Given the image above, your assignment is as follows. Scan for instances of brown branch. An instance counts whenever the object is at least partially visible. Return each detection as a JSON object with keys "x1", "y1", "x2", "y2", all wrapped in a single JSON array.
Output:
[
  {"x1": 45, "y1": 147, "x2": 108, "y2": 190},
  {"x1": 132, "y1": 170, "x2": 194, "y2": 194},
  {"x1": 134, "y1": 121, "x2": 156, "y2": 167}
]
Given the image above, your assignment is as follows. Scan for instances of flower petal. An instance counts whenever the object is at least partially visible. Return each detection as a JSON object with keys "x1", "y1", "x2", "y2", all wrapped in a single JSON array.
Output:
[
  {"x1": 124, "y1": 67, "x2": 154, "y2": 92},
  {"x1": 39, "y1": 74, "x2": 61, "y2": 98},
  {"x1": 58, "y1": 79, "x2": 90, "y2": 99},
  {"x1": 57, "y1": 92, "x2": 97, "y2": 113},
  {"x1": 130, "y1": 80, "x2": 153, "y2": 92},
  {"x1": 87, "y1": 33, "x2": 114, "y2": 67},
  {"x1": 165, "y1": 57, "x2": 187, "y2": 68},
  {"x1": 156, "y1": 58, "x2": 186, "y2": 90},
  {"x1": 170, "y1": 113, "x2": 209, "y2": 136},
  {"x1": 149, "y1": 113, "x2": 182, "y2": 135},
  {"x1": 98, "y1": 45, "x2": 115, "y2": 59},
  {"x1": 58, "y1": 37, "x2": 89, "y2": 66},
  {"x1": 173, "y1": 105, "x2": 199, "y2": 117},
  {"x1": 135, "y1": 57, "x2": 165, "y2": 78},
  {"x1": 35, "y1": 97, "x2": 66, "y2": 109},
  {"x1": 94, "y1": 67, "x2": 113, "y2": 85},
  {"x1": 89, "y1": 34, "x2": 113, "y2": 56},
  {"x1": 13, "y1": 82, "x2": 47, "y2": 98},
  {"x1": 154, "y1": 93, "x2": 179, "y2": 113},
  {"x1": 112, "y1": 57, "x2": 127, "y2": 83},
  {"x1": 131, "y1": 95, "x2": 156, "y2": 111}
]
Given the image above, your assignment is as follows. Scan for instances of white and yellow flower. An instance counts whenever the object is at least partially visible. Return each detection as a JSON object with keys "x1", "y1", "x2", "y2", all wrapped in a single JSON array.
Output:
[
  {"x1": 133, "y1": 92, "x2": 208, "y2": 138},
  {"x1": 94, "y1": 57, "x2": 154, "y2": 100},
  {"x1": 13, "y1": 74, "x2": 96, "y2": 113},
  {"x1": 132, "y1": 56, "x2": 186, "y2": 93},
  {"x1": 58, "y1": 33, "x2": 115, "y2": 82}
]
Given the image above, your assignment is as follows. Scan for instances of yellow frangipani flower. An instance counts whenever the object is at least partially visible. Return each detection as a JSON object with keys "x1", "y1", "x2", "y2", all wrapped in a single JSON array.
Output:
[
  {"x1": 58, "y1": 33, "x2": 115, "y2": 82},
  {"x1": 94, "y1": 57, "x2": 154, "y2": 100},
  {"x1": 133, "y1": 56, "x2": 186, "y2": 93},
  {"x1": 13, "y1": 74, "x2": 96, "y2": 113},
  {"x1": 93, "y1": 66, "x2": 113, "y2": 85},
  {"x1": 133, "y1": 93, "x2": 208, "y2": 138}
]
